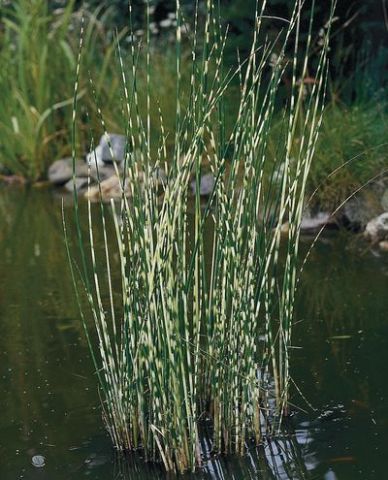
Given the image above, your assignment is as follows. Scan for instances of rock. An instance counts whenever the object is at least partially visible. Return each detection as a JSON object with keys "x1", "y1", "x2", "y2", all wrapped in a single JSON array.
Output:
[
  {"x1": 86, "y1": 145, "x2": 103, "y2": 168},
  {"x1": 300, "y1": 211, "x2": 337, "y2": 233},
  {"x1": 280, "y1": 222, "x2": 289, "y2": 233},
  {"x1": 48, "y1": 158, "x2": 72, "y2": 185},
  {"x1": 190, "y1": 173, "x2": 215, "y2": 196},
  {"x1": 379, "y1": 240, "x2": 388, "y2": 252},
  {"x1": 100, "y1": 133, "x2": 126, "y2": 163},
  {"x1": 48, "y1": 158, "x2": 88, "y2": 185},
  {"x1": 0, "y1": 174, "x2": 26, "y2": 185},
  {"x1": 31, "y1": 455, "x2": 46, "y2": 468},
  {"x1": 339, "y1": 192, "x2": 382, "y2": 232},
  {"x1": 84, "y1": 174, "x2": 143, "y2": 201},
  {"x1": 64, "y1": 177, "x2": 89, "y2": 192},
  {"x1": 86, "y1": 133, "x2": 126, "y2": 167},
  {"x1": 364, "y1": 213, "x2": 388, "y2": 242}
]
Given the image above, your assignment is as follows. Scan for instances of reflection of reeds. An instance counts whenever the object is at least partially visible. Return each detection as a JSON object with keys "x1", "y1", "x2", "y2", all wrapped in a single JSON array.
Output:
[
  {"x1": 113, "y1": 428, "x2": 311, "y2": 480},
  {"x1": 67, "y1": 0, "x2": 333, "y2": 473}
]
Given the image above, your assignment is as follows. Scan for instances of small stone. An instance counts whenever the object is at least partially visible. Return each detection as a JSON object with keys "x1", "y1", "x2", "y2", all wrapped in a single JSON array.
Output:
[
  {"x1": 379, "y1": 240, "x2": 388, "y2": 252},
  {"x1": 191, "y1": 173, "x2": 215, "y2": 196},
  {"x1": 84, "y1": 174, "x2": 143, "y2": 201},
  {"x1": 365, "y1": 212, "x2": 388, "y2": 242},
  {"x1": 0, "y1": 174, "x2": 26, "y2": 185},
  {"x1": 100, "y1": 133, "x2": 126, "y2": 163},
  {"x1": 86, "y1": 145, "x2": 103, "y2": 168},
  {"x1": 48, "y1": 158, "x2": 88, "y2": 185},
  {"x1": 280, "y1": 222, "x2": 289, "y2": 233},
  {"x1": 86, "y1": 134, "x2": 126, "y2": 167},
  {"x1": 300, "y1": 211, "x2": 337, "y2": 233},
  {"x1": 32, "y1": 455, "x2": 45, "y2": 468}
]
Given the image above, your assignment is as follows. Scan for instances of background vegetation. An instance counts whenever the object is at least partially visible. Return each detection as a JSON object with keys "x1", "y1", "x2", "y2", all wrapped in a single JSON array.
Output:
[{"x1": 0, "y1": 0, "x2": 386, "y2": 208}]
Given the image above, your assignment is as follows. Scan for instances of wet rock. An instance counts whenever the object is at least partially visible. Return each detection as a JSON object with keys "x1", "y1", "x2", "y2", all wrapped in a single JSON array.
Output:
[
  {"x1": 64, "y1": 177, "x2": 89, "y2": 193},
  {"x1": 84, "y1": 174, "x2": 142, "y2": 201},
  {"x1": 365, "y1": 213, "x2": 388, "y2": 242},
  {"x1": 379, "y1": 240, "x2": 388, "y2": 252},
  {"x1": 31, "y1": 455, "x2": 46, "y2": 468},
  {"x1": 300, "y1": 211, "x2": 337, "y2": 233},
  {"x1": 86, "y1": 133, "x2": 126, "y2": 167},
  {"x1": 48, "y1": 157, "x2": 88, "y2": 185},
  {"x1": 191, "y1": 173, "x2": 215, "y2": 196}
]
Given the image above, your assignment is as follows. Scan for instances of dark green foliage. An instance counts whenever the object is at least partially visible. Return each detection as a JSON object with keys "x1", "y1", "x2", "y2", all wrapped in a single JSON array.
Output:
[{"x1": 74, "y1": 1, "x2": 387, "y2": 102}]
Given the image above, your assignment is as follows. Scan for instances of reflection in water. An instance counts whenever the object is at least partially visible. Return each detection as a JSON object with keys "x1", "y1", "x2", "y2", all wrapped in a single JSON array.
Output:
[
  {"x1": 0, "y1": 187, "x2": 387, "y2": 479},
  {"x1": 114, "y1": 434, "x2": 310, "y2": 480}
]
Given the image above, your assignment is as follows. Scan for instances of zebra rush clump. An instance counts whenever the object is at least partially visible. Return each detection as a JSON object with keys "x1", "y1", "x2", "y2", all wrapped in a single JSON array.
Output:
[{"x1": 65, "y1": 0, "x2": 334, "y2": 473}]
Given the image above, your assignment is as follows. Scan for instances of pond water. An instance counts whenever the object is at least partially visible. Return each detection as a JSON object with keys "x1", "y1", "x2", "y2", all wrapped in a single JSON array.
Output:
[{"x1": 0, "y1": 186, "x2": 387, "y2": 480}]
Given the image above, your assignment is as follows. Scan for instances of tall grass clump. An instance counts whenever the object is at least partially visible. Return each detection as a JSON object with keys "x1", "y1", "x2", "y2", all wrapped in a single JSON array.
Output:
[{"x1": 66, "y1": 0, "x2": 334, "y2": 473}]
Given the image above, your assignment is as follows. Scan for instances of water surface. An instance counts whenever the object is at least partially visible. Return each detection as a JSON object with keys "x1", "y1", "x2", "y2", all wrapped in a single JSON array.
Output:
[{"x1": 0, "y1": 187, "x2": 387, "y2": 479}]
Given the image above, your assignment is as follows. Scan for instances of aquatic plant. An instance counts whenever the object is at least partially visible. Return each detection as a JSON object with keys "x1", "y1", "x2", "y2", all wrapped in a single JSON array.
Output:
[{"x1": 66, "y1": 0, "x2": 333, "y2": 473}]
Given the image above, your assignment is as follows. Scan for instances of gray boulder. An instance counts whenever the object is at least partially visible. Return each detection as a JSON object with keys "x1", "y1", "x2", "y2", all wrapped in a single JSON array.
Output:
[
  {"x1": 48, "y1": 157, "x2": 88, "y2": 185},
  {"x1": 86, "y1": 133, "x2": 126, "y2": 167},
  {"x1": 365, "y1": 213, "x2": 388, "y2": 242}
]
